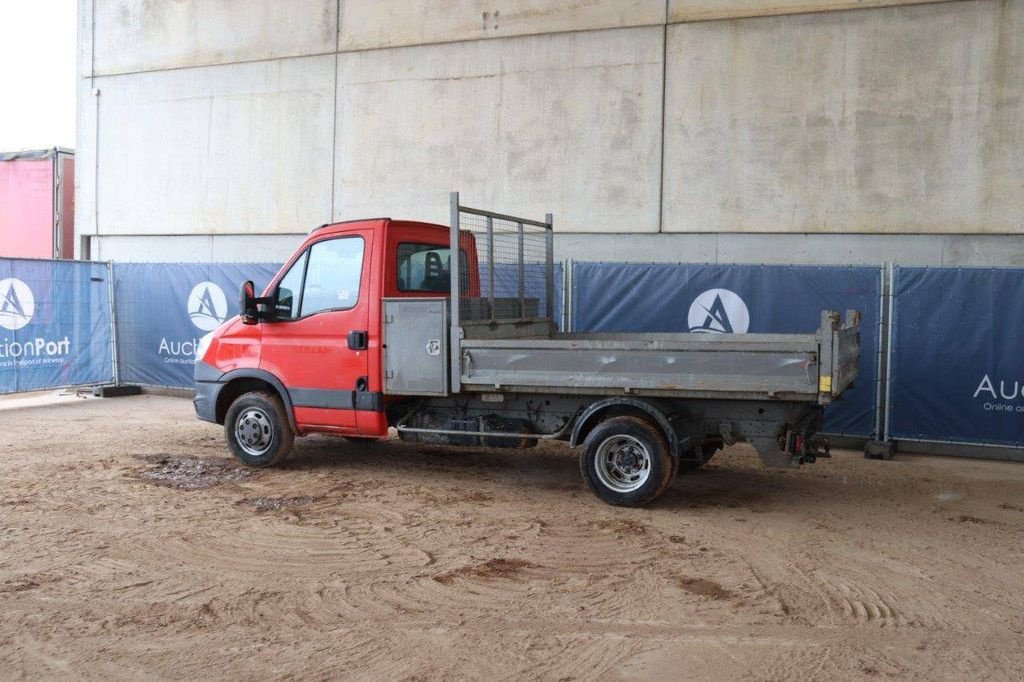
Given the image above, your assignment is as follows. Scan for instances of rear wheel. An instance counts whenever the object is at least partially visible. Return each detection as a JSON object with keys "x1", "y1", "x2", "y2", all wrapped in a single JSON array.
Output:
[
  {"x1": 225, "y1": 391, "x2": 294, "y2": 467},
  {"x1": 579, "y1": 416, "x2": 674, "y2": 507}
]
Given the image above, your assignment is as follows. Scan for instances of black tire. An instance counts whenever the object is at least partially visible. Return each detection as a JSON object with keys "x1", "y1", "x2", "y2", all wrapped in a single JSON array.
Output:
[
  {"x1": 579, "y1": 416, "x2": 674, "y2": 507},
  {"x1": 224, "y1": 391, "x2": 294, "y2": 467}
]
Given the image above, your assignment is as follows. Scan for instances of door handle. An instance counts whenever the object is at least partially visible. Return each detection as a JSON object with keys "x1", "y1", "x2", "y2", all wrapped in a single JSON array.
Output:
[{"x1": 347, "y1": 330, "x2": 368, "y2": 350}]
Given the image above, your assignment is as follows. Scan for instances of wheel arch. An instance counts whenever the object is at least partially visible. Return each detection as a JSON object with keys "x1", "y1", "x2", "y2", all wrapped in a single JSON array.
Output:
[
  {"x1": 215, "y1": 369, "x2": 296, "y2": 430},
  {"x1": 570, "y1": 397, "x2": 682, "y2": 459}
]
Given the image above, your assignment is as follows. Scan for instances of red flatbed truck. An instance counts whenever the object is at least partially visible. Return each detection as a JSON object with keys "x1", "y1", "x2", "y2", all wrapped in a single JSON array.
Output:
[{"x1": 195, "y1": 194, "x2": 860, "y2": 506}]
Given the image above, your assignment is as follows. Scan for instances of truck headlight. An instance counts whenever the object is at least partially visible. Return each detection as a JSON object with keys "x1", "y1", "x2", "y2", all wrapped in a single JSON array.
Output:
[{"x1": 195, "y1": 331, "x2": 215, "y2": 362}]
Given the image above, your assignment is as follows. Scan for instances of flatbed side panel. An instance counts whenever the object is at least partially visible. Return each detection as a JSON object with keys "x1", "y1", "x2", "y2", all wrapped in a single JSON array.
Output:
[
  {"x1": 460, "y1": 343, "x2": 818, "y2": 397},
  {"x1": 455, "y1": 384, "x2": 819, "y2": 402},
  {"x1": 468, "y1": 333, "x2": 819, "y2": 353}
]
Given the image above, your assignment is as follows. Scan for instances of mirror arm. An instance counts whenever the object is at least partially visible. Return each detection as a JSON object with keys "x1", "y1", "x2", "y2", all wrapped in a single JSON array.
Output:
[{"x1": 253, "y1": 295, "x2": 275, "y2": 320}]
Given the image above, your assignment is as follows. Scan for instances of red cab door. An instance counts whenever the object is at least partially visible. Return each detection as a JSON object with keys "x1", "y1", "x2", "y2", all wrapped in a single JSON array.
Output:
[{"x1": 259, "y1": 230, "x2": 373, "y2": 432}]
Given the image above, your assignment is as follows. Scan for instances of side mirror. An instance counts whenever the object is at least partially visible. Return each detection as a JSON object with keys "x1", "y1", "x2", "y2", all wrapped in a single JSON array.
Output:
[{"x1": 239, "y1": 280, "x2": 259, "y2": 325}]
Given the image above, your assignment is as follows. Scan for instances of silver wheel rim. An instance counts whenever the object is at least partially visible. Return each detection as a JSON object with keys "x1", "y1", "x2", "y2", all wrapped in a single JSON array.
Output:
[
  {"x1": 235, "y1": 407, "x2": 273, "y2": 456},
  {"x1": 594, "y1": 434, "x2": 651, "y2": 493}
]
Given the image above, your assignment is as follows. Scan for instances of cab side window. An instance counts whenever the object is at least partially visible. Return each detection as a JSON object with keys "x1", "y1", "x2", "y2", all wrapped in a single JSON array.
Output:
[
  {"x1": 396, "y1": 243, "x2": 468, "y2": 293},
  {"x1": 301, "y1": 237, "x2": 365, "y2": 316},
  {"x1": 275, "y1": 250, "x2": 307, "y2": 320}
]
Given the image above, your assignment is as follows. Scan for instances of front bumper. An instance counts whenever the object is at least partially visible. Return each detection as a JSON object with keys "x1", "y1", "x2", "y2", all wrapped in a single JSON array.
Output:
[{"x1": 194, "y1": 360, "x2": 224, "y2": 424}]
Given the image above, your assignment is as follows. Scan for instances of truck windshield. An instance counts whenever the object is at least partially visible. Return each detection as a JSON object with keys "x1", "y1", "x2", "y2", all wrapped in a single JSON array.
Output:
[{"x1": 397, "y1": 243, "x2": 467, "y2": 293}]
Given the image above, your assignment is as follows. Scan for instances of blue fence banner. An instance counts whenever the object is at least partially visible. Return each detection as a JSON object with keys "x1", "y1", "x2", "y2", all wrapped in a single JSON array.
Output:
[
  {"x1": 889, "y1": 267, "x2": 1024, "y2": 447},
  {"x1": 113, "y1": 263, "x2": 281, "y2": 388},
  {"x1": 572, "y1": 262, "x2": 882, "y2": 437},
  {"x1": 0, "y1": 258, "x2": 114, "y2": 393}
]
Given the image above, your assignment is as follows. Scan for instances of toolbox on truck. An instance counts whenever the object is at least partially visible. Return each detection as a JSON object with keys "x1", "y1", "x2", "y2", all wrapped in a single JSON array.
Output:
[{"x1": 382, "y1": 297, "x2": 448, "y2": 397}]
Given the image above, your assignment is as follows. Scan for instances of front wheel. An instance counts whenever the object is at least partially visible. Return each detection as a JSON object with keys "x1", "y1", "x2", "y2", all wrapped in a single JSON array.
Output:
[
  {"x1": 579, "y1": 416, "x2": 674, "y2": 507},
  {"x1": 224, "y1": 391, "x2": 294, "y2": 467}
]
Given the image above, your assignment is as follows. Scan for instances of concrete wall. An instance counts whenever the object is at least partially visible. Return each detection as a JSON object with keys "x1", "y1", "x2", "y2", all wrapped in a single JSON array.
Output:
[
  {"x1": 338, "y1": 0, "x2": 665, "y2": 51},
  {"x1": 664, "y1": 1, "x2": 1024, "y2": 234},
  {"x1": 77, "y1": 0, "x2": 1024, "y2": 264},
  {"x1": 668, "y1": 0, "x2": 958, "y2": 21},
  {"x1": 91, "y1": 0, "x2": 337, "y2": 74},
  {"x1": 90, "y1": 231, "x2": 1024, "y2": 267},
  {"x1": 95, "y1": 56, "x2": 335, "y2": 235},
  {"x1": 334, "y1": 26, "x2": 663, "y2": 230}
]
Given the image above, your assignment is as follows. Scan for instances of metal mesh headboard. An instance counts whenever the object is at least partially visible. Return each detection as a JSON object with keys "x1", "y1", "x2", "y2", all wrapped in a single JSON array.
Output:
[{"x1": 448, "y1": 192, "x2": 554, "y2": 328}]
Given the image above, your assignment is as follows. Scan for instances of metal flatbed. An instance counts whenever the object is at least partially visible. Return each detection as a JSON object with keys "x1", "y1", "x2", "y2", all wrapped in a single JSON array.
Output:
[{"x1": 458, "y1": 315, "x2": 859, "y2": 404}]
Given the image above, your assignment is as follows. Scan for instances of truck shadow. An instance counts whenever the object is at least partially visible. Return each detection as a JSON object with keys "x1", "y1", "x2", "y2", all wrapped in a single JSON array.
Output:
[
  {"x1": 283, "y1": 436, "x2": 865, "y2": 512},
  {"x1": 286, "y1": 436, "x2": 573, "y2": 485},
  {"x1": 658, "y1": 467, "x2": 833, "y2": 512}
]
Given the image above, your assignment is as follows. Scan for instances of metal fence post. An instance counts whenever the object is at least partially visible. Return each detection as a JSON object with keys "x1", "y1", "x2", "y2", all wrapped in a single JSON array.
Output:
[
  {"x1": 882, "y1": 262, "x2": 896, "y2": 442},
  {"x1": 569, "y1": 258, "x2": 575, "y2": 333},
  {"x1": 107, "y1": 260, "x2": 120, "y2": 386},
  {"x1": 873, "y1": 264, "x2": 887, "y2": 441},
  {"x1": 449, "y1": 192, "x2": 461, "y2": 394},
  {"x1": 545, "y1": 213, "x2": 554, "y2": 324},
  {"x1": 561, "y1": 258, "x2": 571, "y2": 333},
  {"x1": 486, "y1": 215, "x2": 495, "y2": 323},
  {"x1": 517, "y1": 222, "x2": 525, "y2": 319}
]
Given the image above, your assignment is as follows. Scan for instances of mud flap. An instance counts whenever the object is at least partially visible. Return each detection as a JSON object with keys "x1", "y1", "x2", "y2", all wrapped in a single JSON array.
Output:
[{"x1": 750, "y1": 436, "x2": 801, "y2": 469}]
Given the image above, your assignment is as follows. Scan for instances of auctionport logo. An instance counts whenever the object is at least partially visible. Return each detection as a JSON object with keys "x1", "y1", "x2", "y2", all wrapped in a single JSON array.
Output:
[
  {"x1": 0, "y1": 278, "x2": 71, "y2": 364},
  {"x1": 688, "y1": 288, "x2": 750, "y2": 334},
  {"x1": 159, "y1": 281, "x2": 228, "y2": 364},
  {"x1": 187, "y1": 282, "x2": 228, "y2": 332},
  {"x1": 0, "y1": 278, "x2": 35, "y2": 331},
  {"x1": 973, "y1": 374, "x2": 1024, "y2": 413}
]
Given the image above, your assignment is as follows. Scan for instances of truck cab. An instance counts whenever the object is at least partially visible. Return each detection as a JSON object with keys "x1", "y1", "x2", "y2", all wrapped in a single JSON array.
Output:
[{"x1": 195, "y1": 218, "x2": 475, "y2": 443}]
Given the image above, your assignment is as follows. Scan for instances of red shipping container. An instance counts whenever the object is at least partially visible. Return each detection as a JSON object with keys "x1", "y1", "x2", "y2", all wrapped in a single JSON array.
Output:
[{"x1": 0, "y1": 148, "x2": 75, "y2": 259}]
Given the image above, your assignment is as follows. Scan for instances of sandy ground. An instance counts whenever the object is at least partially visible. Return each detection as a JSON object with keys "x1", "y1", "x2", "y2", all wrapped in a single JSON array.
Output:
[{"x1": 1, "y1": 395, "x2": 1023, "y2": 680}]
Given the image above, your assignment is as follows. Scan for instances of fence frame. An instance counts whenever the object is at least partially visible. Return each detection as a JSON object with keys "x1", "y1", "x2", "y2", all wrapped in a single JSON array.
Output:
[
  {"x1": 881, "y1": 264, "x2": 1024, "y2": 456},
  {"x1": 0, "y1": 256, "x2": 116, "y2": 394},
  {"x1": 4, "y1": 254, "x2": 1022, "y2": 461}
]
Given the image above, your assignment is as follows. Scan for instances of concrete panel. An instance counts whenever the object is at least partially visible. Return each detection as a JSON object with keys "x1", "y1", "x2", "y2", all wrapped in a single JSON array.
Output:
[
  {"x1": 339, "y1": 0, "x2": 665, "y2": 52},
  {"x1": 76, "y1": 0, "x2": 96, "y2": 255},
  {"x1": 93, "y1": 231, "x2": 1024, "y2": 267},
  {"x1": 93, "y1": 0, "x2": 337, "y2": 76},
  {"x1": 334, "y1": 27, "x2": 664, "y2": 232},
  {"x1": 74, "y1": 79, "x2": 97, "y2": 250},
  {"x1": 556, "y1": 233, "x2": 1024, "y2": 266},
  {"x1": 668, "y1": 0, "x2": 960, "y2": 22},
  {"x1": 713, "y1": 233, "x2": 945, "y2": 265},
  {"x1": 554, "y1": 233, "x2": 948, "y2": 265},
  {"x1": 663, "y1": 0, "x2": 1024, "y2": 234},
  {"x1": 93, "y1": 234, "x2": 302, "y2": 263},
  {"x1": 555, "y1": 234, "x2": 718, "y2": 263},
  {"x1": 77, "y1": 0, "x2": 93, "y2": 79},
  {"x1": 942, "y1": 235, "x2": 1024, "y2": 266},
  {"x1": 95, "y1": 56, "x2": 335, "y2": 236}
]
